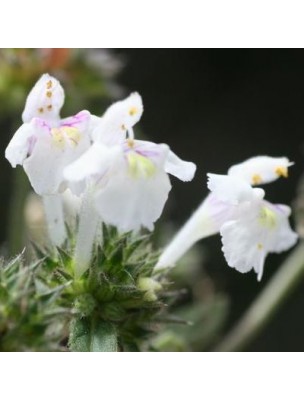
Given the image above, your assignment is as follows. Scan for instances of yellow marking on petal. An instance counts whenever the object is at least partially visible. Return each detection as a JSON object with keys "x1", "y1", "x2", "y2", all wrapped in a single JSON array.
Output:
[
  {"x1": 129, "y1": 107, "x2": 138, "y2": 116},
  {"x1": 46, "y1": 91, "x2": 52, "y2": 98},
  {"x1": 51, "y1": 127, "x2": 81, "y2": 148},
  {"x1": 51, "y1": 128, "x2": 65, "y2": 149},
  {"x1": 258, "y1": 206, "x2": 277, "y2": 229},
  {"x1": 46, "y1": 80, "x2": 52, "y2": 89},
  {"x1": 257, "y1": 243, "x2": 263, "y2": 250},
  {"x1": 62, "y1": 127, "x2": 81, "y2": 147},
  {"x1": 38, "y1": 107, "x2": 44, "y2": 113},
  {"x1": 47, "y1": 104, "x2": 52, "y2": 111},
  {"x1": 275, "y1": 166, "x2": 288, "y2": 178},
  {"x1": 252, "y1": 174, "x2": 262, "y2": 185},
  {"x1": 127, "y1": 152, "x2": 156, "y2": 178}
]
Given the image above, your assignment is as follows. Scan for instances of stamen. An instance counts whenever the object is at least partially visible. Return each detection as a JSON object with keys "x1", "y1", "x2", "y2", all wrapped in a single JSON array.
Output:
[
  {"x1": 252, "y1": 174, "x2": 262, "y2": 185},
  {"x1": 38, "y1": 107, "x2": 44, "y2": 113},
  {"x1": 257, "y1": 243, "x2": 263, "y2": 250},
  {"x1": 275, "y1": 166, "x2": 288, "y2": 178},
  {"x1": 46, "y1": 91, "x2": 52, "y2": 98},
  {"x1": 46, "y1": 80, "x2": 53, "y2": 89},
  {"x1": 129, "y1": 107, "x2": 138, "y2": 116},
  {"x1": 47, "y1": 105, "x2": 52, "y2": 111},
  {"x1": 127, "y1": 138, "x2": 135, "y2": 148}
]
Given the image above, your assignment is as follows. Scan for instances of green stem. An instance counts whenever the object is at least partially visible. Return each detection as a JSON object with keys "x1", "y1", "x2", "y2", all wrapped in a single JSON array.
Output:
[{"x1": 214, "y1": 242, "x2": 304, "y2": 352}]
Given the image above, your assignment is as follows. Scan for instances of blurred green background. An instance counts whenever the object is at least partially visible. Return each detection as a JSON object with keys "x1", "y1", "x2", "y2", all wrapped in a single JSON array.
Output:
[{"x1": 1, "y1": 49, "x2": 304, "y2": 351}]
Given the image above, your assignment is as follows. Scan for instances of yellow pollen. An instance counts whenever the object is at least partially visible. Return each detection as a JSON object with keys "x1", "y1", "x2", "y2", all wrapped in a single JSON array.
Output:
[
  {"x1": 46, "y1": 80, "x2": 52, "y2": 89},
  {"x1": 275, "y1": 166, "x2": 288, "y2": 178},
  {"x1": 38, "y1": 107, "x2": 44, "y2": 113},
  {"x1": 127, "y1": 138, "x2": 135, "y2": 148},
  {"x1": 129, "y1": 107, "x2": 138, "y2": 116},
  {"x1": 47, "y1": 104, "x2": 52, "y2": 111},
  {"x1": 46, "y1": 91, "x2": 52, "y2": 98},
  {"x1": 252, "y1": 174, "x2": 262, "y2": 185},
  {"x1": 257, "y1": 243, "x2": 263, "y2": 250}
]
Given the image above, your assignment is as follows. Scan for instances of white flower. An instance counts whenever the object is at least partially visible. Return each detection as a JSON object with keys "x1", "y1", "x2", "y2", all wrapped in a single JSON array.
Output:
[
  {"x1": 66, "y1": 92, "x2": 196, "y2": 276},
  {"x1": 5, "y1": 74, "x2": 92, "y2": 195},
  {"x1": 156, "y1": 173, "x2": 265, "y2": 269},
  {"x1": 64, "y1": 92, "x2": 196, "y2": 232},
  {"x1": 156, "y1": 157, "x2": 298, "y2": 281},
  {"x1": 65, "y1": 139, "x2": 196, "y2": 232}
]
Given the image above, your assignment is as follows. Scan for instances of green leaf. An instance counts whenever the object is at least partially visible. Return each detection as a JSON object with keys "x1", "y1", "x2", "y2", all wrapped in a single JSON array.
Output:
[{"x1": 69, "y1": 318, "x2": 118, "y2": 352}]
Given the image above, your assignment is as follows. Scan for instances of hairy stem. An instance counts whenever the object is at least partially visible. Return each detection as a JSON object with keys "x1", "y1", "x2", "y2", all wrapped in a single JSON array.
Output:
[{"x1": 214, "y1": 242, "x2": 304, "y2": 352}]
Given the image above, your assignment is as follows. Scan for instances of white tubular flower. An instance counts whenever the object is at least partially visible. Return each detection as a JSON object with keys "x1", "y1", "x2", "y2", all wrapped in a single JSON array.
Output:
[
  {"x1": 157, "y1": 156, "x2": 297, "y2": 281},
  {"x1": 91, "y1": 92, "x2": 143, "y2": 145},
  {"x1": 65, "y1": 139, "x2": 196, "y2": 233},
  {"x1": 221, "y1": 201, "x2": 298, "y2": 281},
  {"x1": 5, "y1": 74, "x2": 92, "y2": 195},
  {"x1": 228, "y1": 156, "x2": 293, "y2": 186},
  {"x1": 156, "y1": 178, "x2": 264, "y2": 269}
]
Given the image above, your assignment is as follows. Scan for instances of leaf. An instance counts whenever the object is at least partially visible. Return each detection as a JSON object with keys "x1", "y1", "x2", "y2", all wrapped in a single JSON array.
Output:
[{"x1": 69, "y1": 318, "x2": 118, "y2": 352}]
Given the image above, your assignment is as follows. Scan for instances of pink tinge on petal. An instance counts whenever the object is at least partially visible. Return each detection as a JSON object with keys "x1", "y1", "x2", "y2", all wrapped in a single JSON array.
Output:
[
  {"x1": 135, "y1": 149, "x2": 161, "y2": 158},
  {"x1": 33, "y1": 117, "x2": 51, "y2": 133},
  {"x1": 60, "y1": 110, "x2": 90, "y2": 129},
  {"x1": 205, "y1": 193, "x2": 238, "y2": 227},
  {"x1": 123, "y1": 140, "x2": 164, "y2": 160}
]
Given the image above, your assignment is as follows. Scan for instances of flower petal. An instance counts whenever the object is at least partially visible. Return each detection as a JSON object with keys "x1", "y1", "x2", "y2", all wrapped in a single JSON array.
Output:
[
  {"x1": 64, "y1": 142, "x2": 122, "y2": 184},
  {"x1": 228, "y1": 156, "x2": 293, "y2": 185},
  {"x1": 265, "y1": 203, "x2": 298, "y2": 253},
  {"x1": 92, "y1": 92, "x2": 143, "y2": 145},
  {"x1": 207, "y1": 173, "x2": 265, "y2": 205},
  {"x1": 221, "y1": 218, "x2": 266, "y2": 278},
  {"x1": 94, "y1": 169, "x2": 171, "y2": 233},
  {"x1": 22, "y1": 114, "x2": 91, "y2": 195},
  {"x1": 165, "y1": 150, "x2": 197, "y2": 182},
  {"x1": 220, "y1": 200, "x2": 298, "y2": 281},
  {"x1": 5, "y1": 121, "x2": 39, "y2": 167},
  {"x1": 22, "y1": 73, "x2": 64, "y2": 124},
  {"x1": 60, "y1": 110, "x2": 91, "y2": 131},
  {"x1": 23, "y1": 132, "x2": 67, "y2": 195}
]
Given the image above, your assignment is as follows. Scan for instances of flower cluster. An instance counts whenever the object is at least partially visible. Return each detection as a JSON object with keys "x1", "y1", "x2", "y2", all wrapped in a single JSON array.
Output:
[
  {"x1": 157, "y1": 156, "x2": 298, "y2": 281},
  {"x1": 5, "y1": 74, "x2": 196, "y2": 275},
  {"x1": 5, "y1": 74, "x2": 298, "y2": 282}
]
